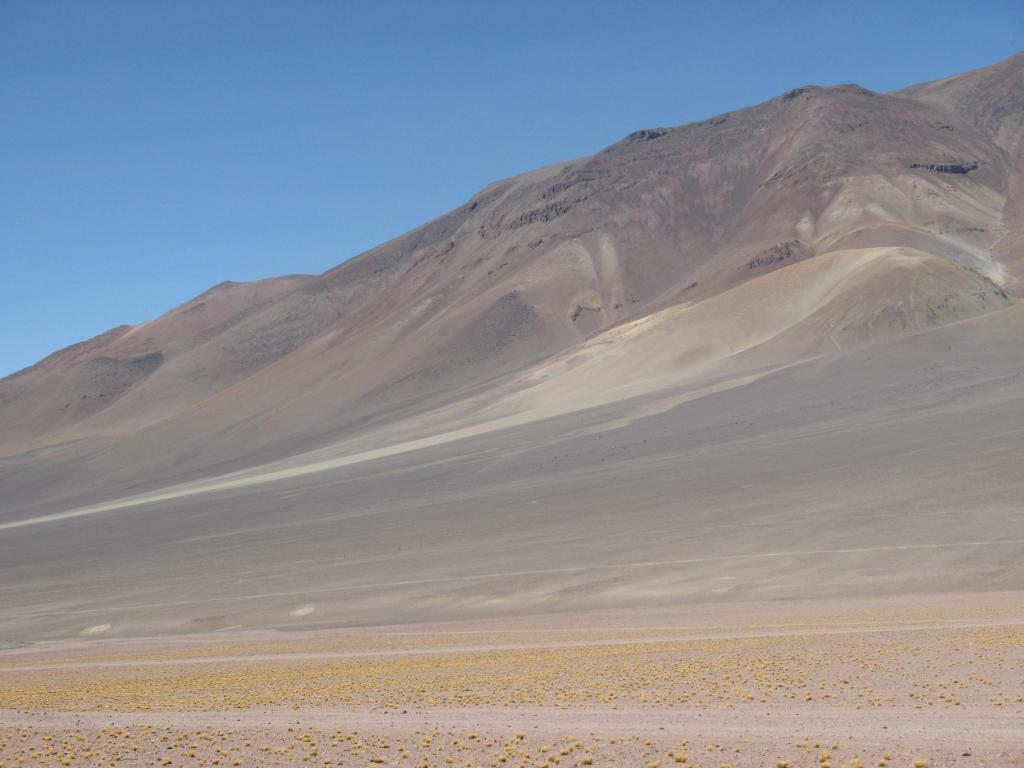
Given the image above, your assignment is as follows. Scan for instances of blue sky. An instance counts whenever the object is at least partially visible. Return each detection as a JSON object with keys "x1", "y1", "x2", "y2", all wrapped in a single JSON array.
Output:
[{"x1": 1, "y1": 1, "x2": 1021, "y2": 377}]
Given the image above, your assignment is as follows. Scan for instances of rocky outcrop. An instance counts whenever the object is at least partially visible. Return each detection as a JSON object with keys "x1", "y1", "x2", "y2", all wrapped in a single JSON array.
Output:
[
  {"x1": 909, "y1": 160, "x2": 980, "y2": 174},
  {"x1": 745, "y1": 240, "x2": 812, "y2": 271},
  {"x1": 626, "y1": 128, "x2": 667, "y2": 142}
]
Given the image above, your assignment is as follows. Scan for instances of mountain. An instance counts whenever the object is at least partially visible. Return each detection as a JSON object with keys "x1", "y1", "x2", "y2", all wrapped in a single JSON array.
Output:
[{"x1": 1, "y1": 54, "x2": 1023, "y2": 641}]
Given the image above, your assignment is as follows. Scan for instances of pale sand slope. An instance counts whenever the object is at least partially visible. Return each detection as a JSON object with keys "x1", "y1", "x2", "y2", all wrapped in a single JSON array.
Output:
[
  {"x1": 0, "y1": 298, "x2": 1021, "y2": 641},
  {"x1": 0, "y1": 246, "x2": 1007, "y2": 531},
  {"x1": 0, "y1": 595, "x2": 1022, "y2": 767}
]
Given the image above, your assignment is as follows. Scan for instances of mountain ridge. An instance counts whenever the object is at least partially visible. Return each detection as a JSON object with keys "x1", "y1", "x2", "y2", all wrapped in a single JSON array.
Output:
[
  {"x1": 14, "y1": 52, "x2": 1023, "y2": 375},
  {"x1": 3, "y1": 53, "x2": 1022, "y2": 464}
]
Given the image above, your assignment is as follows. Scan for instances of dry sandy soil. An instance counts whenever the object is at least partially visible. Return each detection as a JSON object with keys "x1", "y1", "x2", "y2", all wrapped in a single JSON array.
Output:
[{"x1": 1, "y1": 594, "x2": 1022, "y2": 768}]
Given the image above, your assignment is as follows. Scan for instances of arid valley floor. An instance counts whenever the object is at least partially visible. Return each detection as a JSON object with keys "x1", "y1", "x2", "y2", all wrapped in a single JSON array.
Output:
[{"x1": 2, "y1": 594, "x2": 1023, "y2": 767}]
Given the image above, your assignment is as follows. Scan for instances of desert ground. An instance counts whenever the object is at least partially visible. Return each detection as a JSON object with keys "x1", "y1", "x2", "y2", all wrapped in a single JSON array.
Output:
[{"x1": 2, "y1": 593, "x2": 1022, "y2": 767}]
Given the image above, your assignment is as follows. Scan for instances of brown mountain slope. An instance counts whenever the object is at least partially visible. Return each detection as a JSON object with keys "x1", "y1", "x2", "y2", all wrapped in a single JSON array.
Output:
[
  {"x1": 895, "y1": 51, "x2": 1024, "y2": 291},
  {"x1": 0, "y1": 276, "x2": 311, "y2": 451},
  {"x1": 1, "y1": 56, "x2": 1023, "y2": 624}
]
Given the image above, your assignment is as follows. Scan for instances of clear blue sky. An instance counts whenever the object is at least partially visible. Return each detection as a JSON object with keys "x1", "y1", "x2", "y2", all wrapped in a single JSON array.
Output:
[{"x1": 1, "y1": 1, "x2": 1021, "y2": 377}]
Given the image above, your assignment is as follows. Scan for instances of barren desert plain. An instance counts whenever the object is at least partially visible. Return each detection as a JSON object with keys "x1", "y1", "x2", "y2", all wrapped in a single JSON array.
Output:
[{"x1": 2, "y1": 594, "x2": 1023, "y2": 767}]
